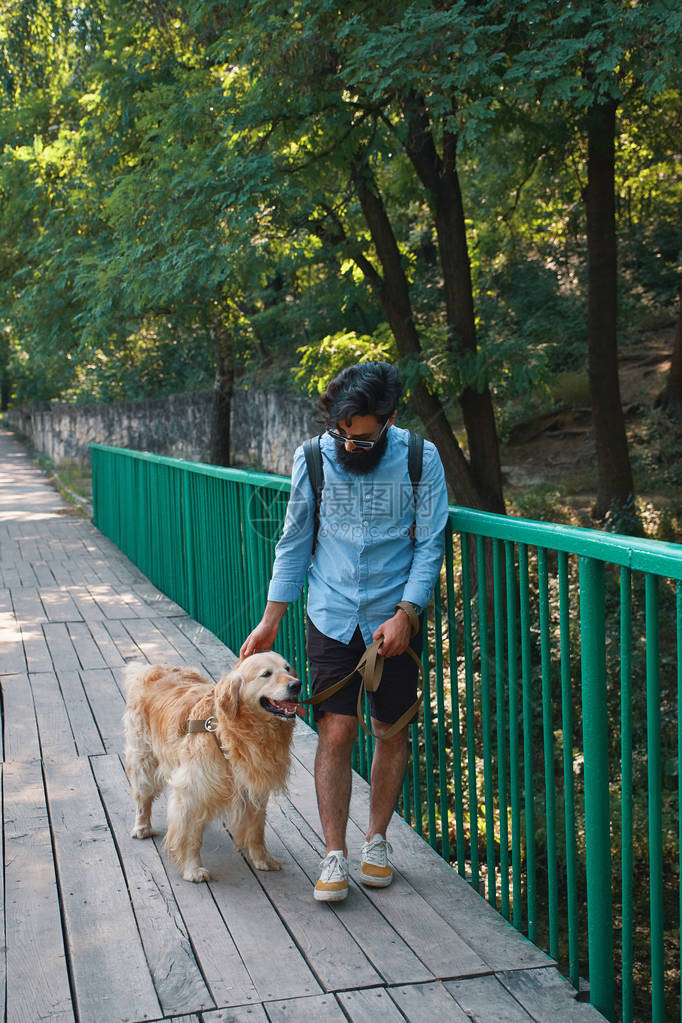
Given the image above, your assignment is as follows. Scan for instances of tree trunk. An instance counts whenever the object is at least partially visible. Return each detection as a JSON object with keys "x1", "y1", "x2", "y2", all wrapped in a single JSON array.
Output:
[
  {"x1": 353, "y1": 169, "x2": 491, "y2": 510},
  {"x1": 208, "y1": 320, "x2": 234, "y2": 467},
  {"x1": 655, "y1": 278, "x2": 682, "y2": 417},
  {"x1": 402, "y1": 95, "x2": 505, "y2": 513},
  {"x1": 584, "y1": 99, "x2": 637, "y2": 526}
]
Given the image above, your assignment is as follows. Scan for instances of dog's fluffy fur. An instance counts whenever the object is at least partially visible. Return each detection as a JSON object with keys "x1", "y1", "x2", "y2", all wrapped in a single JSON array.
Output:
[{"x1": 123, "y1": 653, "x2": 301, "y2": 882}]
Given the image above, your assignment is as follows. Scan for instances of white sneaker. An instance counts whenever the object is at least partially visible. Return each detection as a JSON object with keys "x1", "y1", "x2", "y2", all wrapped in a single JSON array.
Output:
[
  {"x1": 360, "y1": 834, "x2": 393, "y2": 887},
  {"x1": 314, "y1": 850, "x2": 349, "y2": 902}
]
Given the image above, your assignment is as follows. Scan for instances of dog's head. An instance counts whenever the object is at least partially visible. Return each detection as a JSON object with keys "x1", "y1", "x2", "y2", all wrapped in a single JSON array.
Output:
[{"x1": 217, "y1": 652, "x2": 301, "y2": 722}]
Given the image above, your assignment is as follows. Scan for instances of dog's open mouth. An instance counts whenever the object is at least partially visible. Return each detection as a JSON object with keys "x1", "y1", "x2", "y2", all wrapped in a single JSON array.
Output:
[{"x1": 260, "y1": 697, "x2": 299, "y2": 719}]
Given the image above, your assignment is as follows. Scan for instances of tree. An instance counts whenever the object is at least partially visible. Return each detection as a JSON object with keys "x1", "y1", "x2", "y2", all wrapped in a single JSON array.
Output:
[
  {"x1": 656, "y1": 278, "x2": 682, "y2": 417},
  {"x1": 504, "y1": 0, "x2": 682, "y2": 526},
  {"x1": 201, "y1": 0, "x2": 508, "y2": 510}
]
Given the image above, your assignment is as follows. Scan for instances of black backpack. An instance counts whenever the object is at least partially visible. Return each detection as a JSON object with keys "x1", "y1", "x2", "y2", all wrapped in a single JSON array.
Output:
[{"x1": 302, "y1": 431, "x2": 424, "y2": 552}]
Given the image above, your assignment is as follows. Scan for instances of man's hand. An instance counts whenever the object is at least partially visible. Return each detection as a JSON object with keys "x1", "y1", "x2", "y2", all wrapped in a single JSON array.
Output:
[
  {"x1": 373, "y1": 611, "x2": 412, "y2": 658},
  {"x1": 239, "y1": 601, "x2": 288, "y2": 658}
]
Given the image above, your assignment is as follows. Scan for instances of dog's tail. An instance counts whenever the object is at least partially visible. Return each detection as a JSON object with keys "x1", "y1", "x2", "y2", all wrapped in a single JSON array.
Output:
[{"x1": 122, "y1": 661, "x2": 155, "y2": 696}]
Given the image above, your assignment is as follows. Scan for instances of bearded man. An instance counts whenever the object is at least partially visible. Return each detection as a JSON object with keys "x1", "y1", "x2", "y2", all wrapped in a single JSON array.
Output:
[{"x1": 240, "y1": 362, "x2": 449, "y2": 901}]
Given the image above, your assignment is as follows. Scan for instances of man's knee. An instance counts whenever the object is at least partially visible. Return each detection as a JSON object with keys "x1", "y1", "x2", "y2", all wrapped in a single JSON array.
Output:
[
  {"x1": 370, "y1": 720, "x2": 410, "y2": 750},
  {"x1": 317, "y1": 712, "x2": 358, "y2": 753}
]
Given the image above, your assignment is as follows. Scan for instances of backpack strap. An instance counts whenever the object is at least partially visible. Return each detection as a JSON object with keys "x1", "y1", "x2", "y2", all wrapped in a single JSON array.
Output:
[
  {"x1": 407, "y1": 431, "x2": 424, "y2": 538},
  {"x1": 302, "y1": 435, "x2": 324, "y2": 552}
]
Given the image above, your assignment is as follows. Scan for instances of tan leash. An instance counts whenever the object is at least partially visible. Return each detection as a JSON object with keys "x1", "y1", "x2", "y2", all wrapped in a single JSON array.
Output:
[{"x1": 302, "y1": 602, "x2": 424, "y2": 740}]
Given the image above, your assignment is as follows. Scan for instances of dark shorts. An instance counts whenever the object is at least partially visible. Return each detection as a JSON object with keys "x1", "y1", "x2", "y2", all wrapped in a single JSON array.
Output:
[{"x1": 306, "y1": 616, "x2": 423, "y2": 725}]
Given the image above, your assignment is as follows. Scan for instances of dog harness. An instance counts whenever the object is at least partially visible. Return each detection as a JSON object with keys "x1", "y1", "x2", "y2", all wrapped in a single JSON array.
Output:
[{"x1": 187, "y1": 715, "x2": 229, "y2": 757}]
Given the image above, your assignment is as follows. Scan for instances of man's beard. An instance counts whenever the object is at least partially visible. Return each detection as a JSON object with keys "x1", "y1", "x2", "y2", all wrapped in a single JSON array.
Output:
[{"x1": 335, "y1": 429, "x2": 390, "y2": 475}]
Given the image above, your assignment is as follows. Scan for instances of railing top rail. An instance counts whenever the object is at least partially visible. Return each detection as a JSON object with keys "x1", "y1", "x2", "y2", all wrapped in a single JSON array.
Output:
[
  {"x1": 91, "y1": 444, "x2": 682, "y2": 580},
  {"x1": 89, "y1": 443, "x2": 292, "y2": 490},
  {"x1": 451, "y1": 506, "x2": 682, "y2": 580}
]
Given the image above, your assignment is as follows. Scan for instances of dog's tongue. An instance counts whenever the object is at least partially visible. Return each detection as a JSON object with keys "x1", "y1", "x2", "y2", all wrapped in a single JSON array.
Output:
[
  {"x1": 273, "y1": 699, "x2": 299, "y2": 716},
  {"x1": 295, "y1": 704, "x2": 306, "y2": 718}
]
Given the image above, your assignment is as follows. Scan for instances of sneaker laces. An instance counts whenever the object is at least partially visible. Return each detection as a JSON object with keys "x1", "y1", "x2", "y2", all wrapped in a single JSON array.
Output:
[
  {"x1": 318, "y1": 850, "x2": 348, "y2": 883},
  {"x1": 361, "y1": 834, "x2": 393, "y2": 866}
]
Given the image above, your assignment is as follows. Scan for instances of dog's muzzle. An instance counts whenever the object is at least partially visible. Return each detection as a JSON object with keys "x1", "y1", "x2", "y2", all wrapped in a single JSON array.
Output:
[{"x1": 260, "y1": 679, "x2": 302, "y2": 720}]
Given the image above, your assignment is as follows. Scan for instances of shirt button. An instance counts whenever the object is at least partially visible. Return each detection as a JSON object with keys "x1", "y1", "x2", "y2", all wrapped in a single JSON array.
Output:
[{"x1": 362, "y1": 521, "x2": 368, "y2": 527}]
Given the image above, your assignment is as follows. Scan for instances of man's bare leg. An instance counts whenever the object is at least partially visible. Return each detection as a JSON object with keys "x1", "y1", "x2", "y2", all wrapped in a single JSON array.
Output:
[
  {"x1": 314, "y1": 712, "x2": 358, "y2": 854},
  {"x1": 365, "y1": 722, "x2": 409, "y2": 841}
]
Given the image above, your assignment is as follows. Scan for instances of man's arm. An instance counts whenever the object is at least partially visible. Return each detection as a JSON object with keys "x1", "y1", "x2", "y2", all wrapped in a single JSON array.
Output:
[
  {"x1": 239, "y1": 600, "x2": 289, "y2": 657},
  {"x1": 239, "y1": 445, "x2": 315, "y2": 658}
]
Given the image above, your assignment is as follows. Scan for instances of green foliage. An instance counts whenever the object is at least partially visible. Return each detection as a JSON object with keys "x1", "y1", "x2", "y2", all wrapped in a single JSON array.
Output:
[
  {"x1": 0, "y1": 0, "x2": 679, "y2": 500},
  {"x1": 293, "y1": 327, "x2": 396, "y2": 396}
]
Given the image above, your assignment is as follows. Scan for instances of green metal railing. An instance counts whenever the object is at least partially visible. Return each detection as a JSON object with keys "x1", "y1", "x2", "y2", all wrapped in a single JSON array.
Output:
[{"x1": 91, "y1": 444, "x2": 682, "y2": 1023}]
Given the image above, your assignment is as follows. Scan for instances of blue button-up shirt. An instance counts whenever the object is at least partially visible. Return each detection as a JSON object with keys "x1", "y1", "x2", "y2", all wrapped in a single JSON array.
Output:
[{"x1": 267, "y1": 426, "x2": 449, "y2": 645}]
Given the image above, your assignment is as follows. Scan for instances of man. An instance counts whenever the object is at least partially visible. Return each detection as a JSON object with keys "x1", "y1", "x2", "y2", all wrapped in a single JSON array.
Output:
[{"x1": 240, "y1": 362, "x2": 449, "y2": 901}]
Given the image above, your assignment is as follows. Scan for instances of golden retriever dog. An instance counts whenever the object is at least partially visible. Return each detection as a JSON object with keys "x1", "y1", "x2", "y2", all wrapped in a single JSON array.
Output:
[{"x1": 123, "y1": 653, "x2": 301, "y2": 882}]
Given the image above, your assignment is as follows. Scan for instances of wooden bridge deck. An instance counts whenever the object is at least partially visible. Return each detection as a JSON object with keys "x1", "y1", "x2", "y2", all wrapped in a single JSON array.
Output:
[{"x1": 0, "y1": 428, "x2": 605, "y2": 1023}]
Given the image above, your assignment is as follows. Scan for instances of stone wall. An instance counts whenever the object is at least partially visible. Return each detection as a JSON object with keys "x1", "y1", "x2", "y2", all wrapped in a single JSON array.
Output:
[{"x1": 4, "y1": 387, "x2": 320, "y2": 477}]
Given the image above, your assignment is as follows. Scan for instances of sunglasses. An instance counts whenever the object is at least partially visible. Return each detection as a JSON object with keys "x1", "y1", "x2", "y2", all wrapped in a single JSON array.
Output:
[{"x1": 327, "y1": 418, "x2": 390, "y2": 450}]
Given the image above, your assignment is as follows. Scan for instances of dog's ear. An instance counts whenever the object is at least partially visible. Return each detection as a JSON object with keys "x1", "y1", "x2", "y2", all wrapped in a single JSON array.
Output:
[{"x1": 217, "y1": 670, "x2": 244, "y2": 719}]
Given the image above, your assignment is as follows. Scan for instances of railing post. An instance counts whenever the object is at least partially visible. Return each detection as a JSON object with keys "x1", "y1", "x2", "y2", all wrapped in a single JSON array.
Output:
[
  {"x1": 182, "y1": 473, "x2": 198, "y2": 619},
  {"x1": 578, "y1": 556, "x2": 615, "y2": 1021}
]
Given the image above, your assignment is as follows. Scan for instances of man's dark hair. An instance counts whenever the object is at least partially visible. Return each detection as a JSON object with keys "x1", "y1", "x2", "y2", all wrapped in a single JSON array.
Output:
[{"x1": 318, "y1": 362, "x2": 402, "y2": 427}]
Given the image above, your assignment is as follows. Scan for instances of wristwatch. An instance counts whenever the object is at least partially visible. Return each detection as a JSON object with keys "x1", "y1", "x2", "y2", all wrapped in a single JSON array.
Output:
[{"x1": 395, "y1": 601, "x2": 422, "y2": 636}]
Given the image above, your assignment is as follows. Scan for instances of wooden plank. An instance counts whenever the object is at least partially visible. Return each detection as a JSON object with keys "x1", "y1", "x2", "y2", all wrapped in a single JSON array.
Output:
[
  {"x1": 152, "y1": 616, "x2": 217, "y2": 664},
  {"x1": 0, "y1": 765, "x2": 5, "y2": 1023},
  {"x1": 85, "y1": 620, "x2": 127, "y2": 668},
  {"x1": 79, "y1": 668, "x2": 126, "y2": 753},
  {"x1": 256, "y1": 820, "x2": 383, "y2": 992},
  {"x1": 284, "y1": 749, "x2": 489, "y2": 980},
  {"x1": 497, "y1": 967, "x2": 607, "y2": 1022},
  {"x1": 175, "y1": 619, "x2": 238, "y2": 665},
  {"x1": 265, "y1": 994, "x2": 347, "y2": 1021},
  {"x1": 92, "y1": 755, "x2": 215, "y2": 1016},
  {"x1": 99, "y1": 618, "x2": 148, "y2": 663},
  {"x1": 444, "y1": 975, "x2": 535, "y2": 1021},
  {"x1": 29, "y1": 672, "x2": 78, "y2": 760},
  {"x1": 198, "y1": 826, "x2": 322, "y2": 1003},
  {"x1": 68, "y1": 583, "x2": 107, "y2": 621},
  {"x1": 3, "y1": 759, "x2": 74, "y2": 1022},
  {"x1": 42, "y1": 622, "x2": 80, "y2": 671},
  {"x1": 55, "y1": 670, "x2": 106, "y2": 757},
  {"x1": 130, "y1": 583, "x2": 186, "y2": 617},
  {"x1": 10, "y1": 587, "x2": 48, "y2": 623},
  {"x1": 202, "y1": 1006, "x2": 269, "y2": 1023},
  {"x1": 0, "y1": 607, "x2": 26, "y2": 674},
  {"x1": 1, "y1": 673, "x2": 41, "y2": 761},
  {"x1": 39, "y1": 587, "x2": 83, "y2": 622},
  {"x1": 336, "y1": 988, "x2": 406, "y2": 1022},
  {"x1": 270, "y1": 796, "x2": 433, "y2": 987},
  {"x1": 152, "y1": 830, "x2": 262, "y2": 1009},
  {"x1": 67, "y1": 621, "x2": 108, "y2": 669},
  {"x1": 388, "y1": 982, "x2": 471, "y2": 1021},
  {"x1": 88, "y1": 583, "x2": 140, "y2": 618},
  {"x1": 123, "y1": 617, "x2": 189, "y2": 662},
  {"x1": 293, "y1": 724, "x2": 552, "y2": 972},
  {"x1": 44, "y1": 754, "x2": 162, "y2": 1023},
  {"x1": 20, "y1": 621, "x2": 54, "y2": 673}
]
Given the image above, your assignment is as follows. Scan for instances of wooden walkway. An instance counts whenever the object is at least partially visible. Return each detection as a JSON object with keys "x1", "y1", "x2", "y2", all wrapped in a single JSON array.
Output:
[{"x1": 0, "y1": 428, "x2": 606, "y2": 1023}]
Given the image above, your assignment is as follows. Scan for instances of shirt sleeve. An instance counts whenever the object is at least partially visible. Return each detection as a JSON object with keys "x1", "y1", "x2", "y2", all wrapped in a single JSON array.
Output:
[
  {"x1": 400, "y1": 440, "x2": 449, "y2": 609},
  {"x1": 267, "y1": 445, "x2": 316, "y2": 604}
]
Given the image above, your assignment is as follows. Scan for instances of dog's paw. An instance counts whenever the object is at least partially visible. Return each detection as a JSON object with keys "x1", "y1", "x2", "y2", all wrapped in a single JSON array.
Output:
[
  {"x1": 183, "y1": 865, "x2": 210, "y2": 883},
  {"x1": 131, "y1": 824, "x2": 154, "y2": 839},
  {"x1": 251, "y1": 852, "x2": 282, "y2": 871}
]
